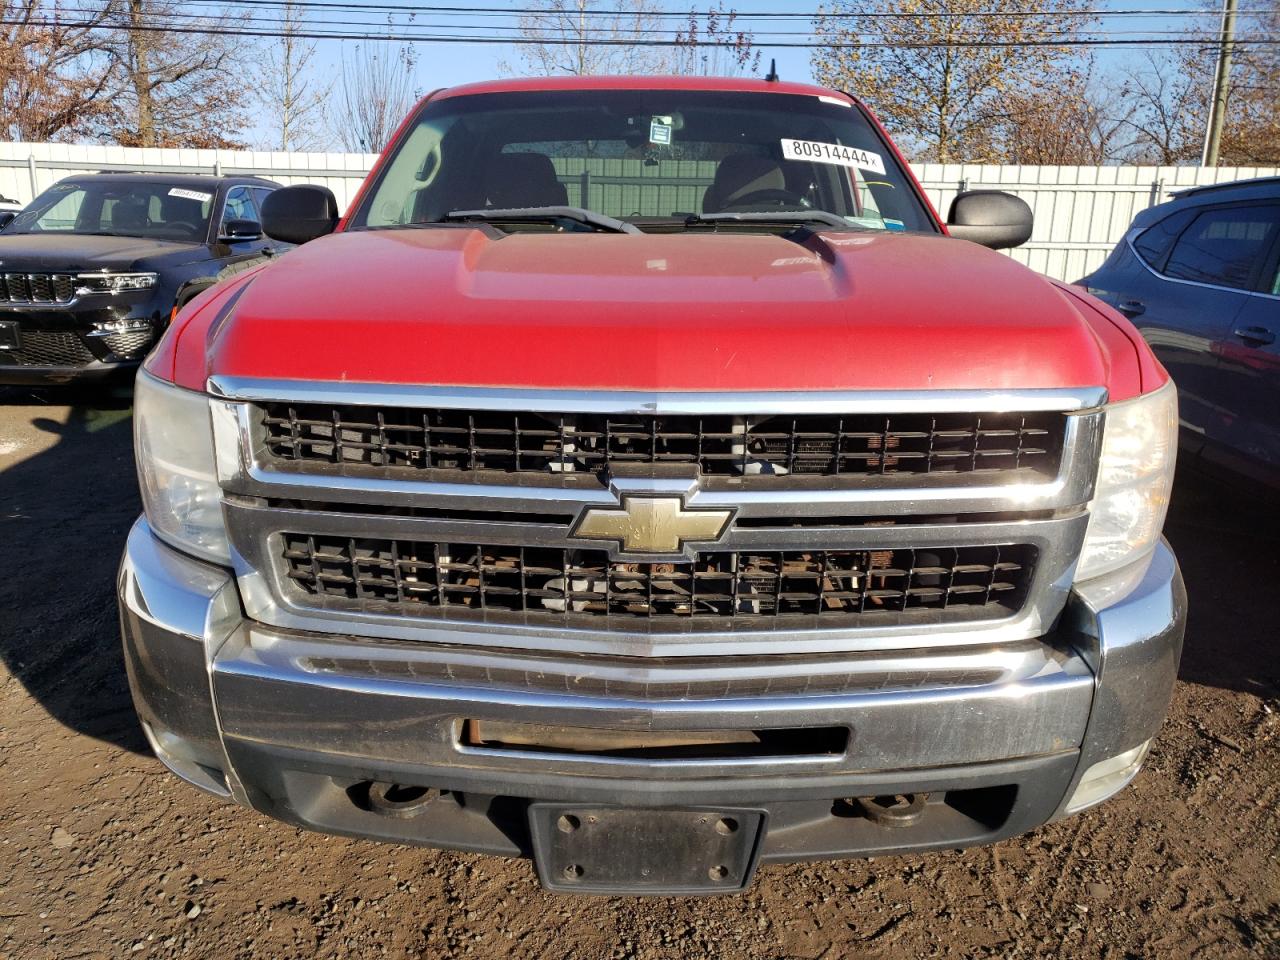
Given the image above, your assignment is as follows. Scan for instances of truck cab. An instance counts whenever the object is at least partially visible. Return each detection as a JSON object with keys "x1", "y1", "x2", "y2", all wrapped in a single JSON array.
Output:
[{"x1": 119, "y1": 77, "x2": 1184, "y2": 896}]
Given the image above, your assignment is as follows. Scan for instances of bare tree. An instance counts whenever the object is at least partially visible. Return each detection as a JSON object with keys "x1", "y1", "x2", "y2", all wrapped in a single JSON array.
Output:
[
  {"x1": 1, "y1": 0, "x2": 117, "y2": 142},
  {"x1": 1116, "y1": 50, "x2": 1207, "y2": 164},
  {"x1": 1116, "y1": 2, "x2": 1279, "y2": 166},
  {"x1": 500, "y1": 0, "x2": 670, "y2": 76},
  {"x1": 671, "y1": 3, "x2": 761, "y2": 77},
  {"x1": 332, "y1": 42, "x2": 419, "y2": 153},
  {"x1": 812, "y1": 0, "x2": 1093, "y2": 162},
  {"x1": 999, "y1": 66, "x2": 1139, "y2": 163},
  {"x1": 100, "y1": 0, "x2": 250, "y2": 148},
  {"x1": 257, "y1": 0, "x2": 329, "y2": 151}
]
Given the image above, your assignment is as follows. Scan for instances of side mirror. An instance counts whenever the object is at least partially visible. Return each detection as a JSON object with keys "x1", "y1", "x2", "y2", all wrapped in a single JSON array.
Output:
[
  {"x1": 260, "y1": 185, "x2": 339, "y2": 245},
  {"x1": 0, "y1": 211, "x2": 16, "y2": 230},
  {"x1": 218, "y1": 218, "x2": 262, "y2": 242},
  {"x1": 946, "y1": 190, "x2": 1033, "y2": 250}
]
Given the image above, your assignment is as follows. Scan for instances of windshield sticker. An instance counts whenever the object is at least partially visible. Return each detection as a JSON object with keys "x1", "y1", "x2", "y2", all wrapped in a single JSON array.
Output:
[
  {"x1": 818, "y1": 95, "x2": 851, "y2": 108},
  {"x1": 649, "y1": 118, "x2": 673, "y2": 145},
  {"x1": 168, "y1": 187, "x2": 212, "y2": 203},
  {"x1": 781, "y1": 139, "x2": 885, "y2": 176}
]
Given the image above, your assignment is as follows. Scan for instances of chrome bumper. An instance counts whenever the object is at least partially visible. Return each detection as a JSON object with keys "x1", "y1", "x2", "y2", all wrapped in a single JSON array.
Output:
[{"x1": 119, "y1": 517, "x2": 1185, "y2": 869}]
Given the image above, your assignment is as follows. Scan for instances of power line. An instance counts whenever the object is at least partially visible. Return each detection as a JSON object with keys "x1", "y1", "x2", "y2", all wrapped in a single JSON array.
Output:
[
  {"x1": 48, "y1": 5, "x2": 1263, "y2": 39},
  {"x1": 146, "y1": 0, "x2": 1280, "y2": 19},
  {"x1": 11, "y1": 14, "x2": 1280, "y2": 46}
]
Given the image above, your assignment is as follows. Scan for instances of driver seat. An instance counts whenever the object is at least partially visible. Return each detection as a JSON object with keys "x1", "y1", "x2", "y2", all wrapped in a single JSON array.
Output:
[
  {"x1": 111, "y1": 198, "x2": 150, "y2": 233},
  {"x1": 703, "y1": 153, "x2": 787, "y2": 213}
]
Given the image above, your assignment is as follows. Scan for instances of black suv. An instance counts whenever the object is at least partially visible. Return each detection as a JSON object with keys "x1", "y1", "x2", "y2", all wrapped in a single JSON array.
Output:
[{"x1": 0, "y1": 173, "x2": 287, "y2": 384}]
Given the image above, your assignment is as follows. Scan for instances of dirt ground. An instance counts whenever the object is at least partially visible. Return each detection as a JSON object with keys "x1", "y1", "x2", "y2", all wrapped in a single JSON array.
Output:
[{"x1": 1, "y1": 383, "x2": 1277, "y2": 960}]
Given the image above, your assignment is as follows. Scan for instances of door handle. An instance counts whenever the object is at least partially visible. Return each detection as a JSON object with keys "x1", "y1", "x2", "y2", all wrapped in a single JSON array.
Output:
[
  {"x1": 1233, "y1": 326, "x2": 1275, "y2": 346},
  {"x1": 1117, "y1": 299, "x2": 1145, "y2": 318}
]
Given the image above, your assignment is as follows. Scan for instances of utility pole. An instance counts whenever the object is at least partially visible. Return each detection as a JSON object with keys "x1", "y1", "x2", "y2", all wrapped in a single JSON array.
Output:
[{"x1": 1202, "y1": 0, "x2": 1238, "y2": 166}]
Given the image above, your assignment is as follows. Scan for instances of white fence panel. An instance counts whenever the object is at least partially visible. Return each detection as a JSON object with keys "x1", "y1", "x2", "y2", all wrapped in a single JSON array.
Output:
[
  {"x1": 1, "y1": 143, "x2": 1276, "y2": 281},
  {"x1": 912, "y1": 163, "x2": 1279, "y2": 280}
]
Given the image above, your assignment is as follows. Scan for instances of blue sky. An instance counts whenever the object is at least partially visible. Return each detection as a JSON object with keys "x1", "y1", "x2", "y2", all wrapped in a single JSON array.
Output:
[{"x1": 250, "y1": 0, "x2": 1221, "y2": 145}]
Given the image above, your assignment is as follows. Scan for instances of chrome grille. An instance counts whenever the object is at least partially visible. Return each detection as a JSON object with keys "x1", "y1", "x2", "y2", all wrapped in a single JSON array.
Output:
[
  {"x1": 281, "y1": 534, "x2": 1036, "y2": 624},
  {"x1": 260, "y1": 404, "x2": 1065, "y2": 483},
  {"x1": 1, "y1": 273, "x2": 76, "y2": 304}
]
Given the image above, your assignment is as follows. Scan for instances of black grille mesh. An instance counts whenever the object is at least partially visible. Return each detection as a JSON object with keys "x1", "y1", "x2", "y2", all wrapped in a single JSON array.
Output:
[
  {"x1": 1, "y1": 331, "x2": 95, "y2": 367},
  {"x1": 282, "y1": 534, "x2": 1036, "y2": 623},
  {"x1": 100, "y1": 330, "x2": 153, "y2": 357},
  {"x1": 1, "y1": 273, "x2": 76, "y2": 304},
  {"x1": 261, "y1": 405, "x2": 1064, "y2": 481}
]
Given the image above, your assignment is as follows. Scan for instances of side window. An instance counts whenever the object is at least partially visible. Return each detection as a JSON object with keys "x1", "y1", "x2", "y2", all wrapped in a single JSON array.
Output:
[
  {"x1": 1163, "y1": 204, "x2": 1280, "y2": 291},
  {"x1": 251, "y1": 187, "x2": 273, "y2": 217},
  {"x1": 1133, "y1": 209, "x2": 1196, "y2": 269},
  {"x1": 221, "y1": 186, "x2": 258, "y2": 228}
]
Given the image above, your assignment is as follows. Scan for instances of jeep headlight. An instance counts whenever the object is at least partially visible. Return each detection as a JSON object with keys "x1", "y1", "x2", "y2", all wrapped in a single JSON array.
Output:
[
  {"x1": 134, "y1": 370, "x2": 230, "y2": 564},
  {"x1": 77, "y1": 271, "x2": 157, "y2": 295},
  {"x1": 1076, "y1": 380, "x2": 1177, "y2": 582}
]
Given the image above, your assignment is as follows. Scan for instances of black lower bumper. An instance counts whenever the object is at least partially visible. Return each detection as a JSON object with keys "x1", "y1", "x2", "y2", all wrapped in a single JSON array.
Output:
[
  {"x1": 226, "y1": 741, "x2": 1076, "y2": 893},
  {"x1": 0, "y1": 358, "x2": 139, "y2": 384}
]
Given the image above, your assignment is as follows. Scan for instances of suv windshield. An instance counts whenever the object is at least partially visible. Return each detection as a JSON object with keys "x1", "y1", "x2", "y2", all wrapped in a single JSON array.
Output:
[
  {"x1": 350, "y1": 89, "x2": 937, "y2": 234},
  {"x1": 7, "y1": 180, "x2": 214, "y2": 242}
]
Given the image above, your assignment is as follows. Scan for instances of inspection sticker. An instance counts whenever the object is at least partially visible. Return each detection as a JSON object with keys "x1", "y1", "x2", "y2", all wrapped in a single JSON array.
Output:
[
  {"x1": 781, "y1": 139, "x2": 885, "y2": 176},
  {"x1": 168, "y1": 187, "x2": 212, "y2": 203}
]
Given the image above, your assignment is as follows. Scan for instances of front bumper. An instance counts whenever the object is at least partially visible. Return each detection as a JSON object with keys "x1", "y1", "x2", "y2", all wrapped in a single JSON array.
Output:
[
  {"x1": 119, "y1": 519, "x2": 1185, "y2": 889},
  {"x1": 0, "y1": 303, "x2": 160, "y2": 383}
]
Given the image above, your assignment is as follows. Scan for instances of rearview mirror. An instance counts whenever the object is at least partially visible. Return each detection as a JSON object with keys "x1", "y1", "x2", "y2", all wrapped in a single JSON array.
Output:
[
  {"x1": 946, "y1": 191, "x2": 1033, "y2": 250},
  {"x1": 260, "y1": 185, "x2": 339, "y2": 245},
  {"x1": 219, "y1": 218, "x2": 262, "y2": 242}
]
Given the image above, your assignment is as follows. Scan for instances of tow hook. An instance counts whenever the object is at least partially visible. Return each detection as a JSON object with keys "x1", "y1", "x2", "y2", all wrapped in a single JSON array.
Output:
[
  {"x1": 364, "y1": 782, "x2": 442, "y2": 819},
  {"x1": 857, "y1": 793, "x2": 930, "y2": 827}
]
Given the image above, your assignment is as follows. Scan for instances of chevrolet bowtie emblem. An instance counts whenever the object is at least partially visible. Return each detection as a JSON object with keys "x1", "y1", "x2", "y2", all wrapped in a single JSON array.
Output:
[{"x1": 572, "y1": 497, "x2": 732, "y2": 554}]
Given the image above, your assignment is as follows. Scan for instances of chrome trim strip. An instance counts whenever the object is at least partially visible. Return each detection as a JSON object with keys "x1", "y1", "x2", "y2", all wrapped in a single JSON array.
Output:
[
  {"x1": 1126, "y1": 236, "x2": 1280, "y2": 301},
  {"x1": 208, "y1": 376, "x2": 1109, "y2": 414}
]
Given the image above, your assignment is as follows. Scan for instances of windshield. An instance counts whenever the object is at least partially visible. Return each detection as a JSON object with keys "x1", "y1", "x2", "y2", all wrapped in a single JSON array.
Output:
[
  {"x1": 349, "y1": 89, "x2": 938, "y2": 234},
  {"x1": 7, "y1": 180, "x2": 214, "y2": 241}
]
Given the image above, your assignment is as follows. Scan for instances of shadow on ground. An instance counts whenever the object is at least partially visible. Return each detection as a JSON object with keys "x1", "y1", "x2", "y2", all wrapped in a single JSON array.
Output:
[
  {"x1": 1163, "y1": 466, "x2": 1280, "y2": 700},
  {"x1": 0, "y1": 382, "x2": 146, "y2": 754}
]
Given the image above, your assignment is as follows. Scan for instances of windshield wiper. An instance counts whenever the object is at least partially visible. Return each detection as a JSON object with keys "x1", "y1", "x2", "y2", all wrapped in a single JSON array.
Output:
[
  {"x1": 685, "y1": 211, "x2": 856, "y2": 230},
  {"x1": 443, "y1": 206, "x2": 642, "y2": 235}
]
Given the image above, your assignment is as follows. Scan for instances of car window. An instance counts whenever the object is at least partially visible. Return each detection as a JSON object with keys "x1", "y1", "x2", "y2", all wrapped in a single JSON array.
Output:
[
  {"x1": 1132, "y1": 209, "x2": 1197, "y2": 270},
  {"x1": 251, "y1": 187, "x2": 274, "y2": 215},
  {"x1": 222, "y1": 186, "x2": 259, "y2": 227},
  {"x1": 1163, "y1": 204, "x2": 1280, "y2": 291},
  {"x1": 7, "y1": 180, "x2": 213, "y2": 240},
  {"x1": 352, "y1": 89, "x2": 937, "y2": 234}
]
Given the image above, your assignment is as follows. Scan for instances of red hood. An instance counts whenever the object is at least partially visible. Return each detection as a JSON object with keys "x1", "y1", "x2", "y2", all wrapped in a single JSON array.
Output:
[{"x1": 195, "y1": 227, "x2": 1130, "y2": 394}]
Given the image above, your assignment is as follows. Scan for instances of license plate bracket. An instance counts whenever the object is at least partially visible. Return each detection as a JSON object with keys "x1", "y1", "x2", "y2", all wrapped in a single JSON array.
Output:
[
  {"x1": 528, "y1": 804, "x2": 766, "y2": 895},
  {"x1": 0, "y1": 321, "x2": 19, "y2": 351}
]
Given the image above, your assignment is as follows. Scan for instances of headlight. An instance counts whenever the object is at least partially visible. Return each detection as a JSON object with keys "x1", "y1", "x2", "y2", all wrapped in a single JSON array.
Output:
[
  {"x1": 1076, "y1": 380, "x2": 1177, "y2": 581},
  {"x1": 134, "y1": 370, "x2": 230, "y2": 564},
  {"x1": 77, "y1": 272, "x2": 157, "y2": 295}
]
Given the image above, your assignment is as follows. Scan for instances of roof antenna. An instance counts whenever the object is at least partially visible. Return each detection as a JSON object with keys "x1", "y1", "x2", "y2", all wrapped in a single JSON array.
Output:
[{"x1": 764, "y1": 58, "x2": 779, "y2": 82}]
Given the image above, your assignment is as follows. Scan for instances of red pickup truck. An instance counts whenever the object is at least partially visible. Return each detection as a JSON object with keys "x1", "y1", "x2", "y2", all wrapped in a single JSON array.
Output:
[{"x1": 120, "y1": 76, "x2": 1185, "y2": 895}]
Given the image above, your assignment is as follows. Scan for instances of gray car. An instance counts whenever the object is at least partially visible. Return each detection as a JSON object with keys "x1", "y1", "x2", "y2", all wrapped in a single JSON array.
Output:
[{"x1": 1081, "y1": 177, "x2": 1280, "y2": 492}]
